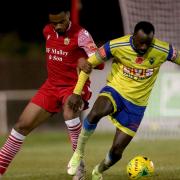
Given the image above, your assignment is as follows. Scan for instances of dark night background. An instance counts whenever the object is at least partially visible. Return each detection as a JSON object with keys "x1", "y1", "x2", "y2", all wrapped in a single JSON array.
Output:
[
  {"x1": 0, "y1": 0, "x2": 123, "y2": 128},
  {"x1": 0, "y1": 0, "x2": 124, "y2": 89},
  {"x1": 0, "y1": 0, "x2": 123, "y2": 43}
]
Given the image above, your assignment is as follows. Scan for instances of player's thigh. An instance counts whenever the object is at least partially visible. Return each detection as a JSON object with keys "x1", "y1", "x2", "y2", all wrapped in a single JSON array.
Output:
[
  {"x1": 14, "y1": 102, "x2": 52, "y2": 134},
  {"x1": 110, "y1": 128, "x2": 133, "y2": 155},
  {"x1": 88, "y1": 96, "x2": 114, "y2": 123}
]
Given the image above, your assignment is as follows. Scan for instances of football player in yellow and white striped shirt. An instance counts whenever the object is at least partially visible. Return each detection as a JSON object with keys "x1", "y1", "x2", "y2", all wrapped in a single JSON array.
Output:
[{"x1": 67, "y1": 21, "x2": 180, "y2": 179}]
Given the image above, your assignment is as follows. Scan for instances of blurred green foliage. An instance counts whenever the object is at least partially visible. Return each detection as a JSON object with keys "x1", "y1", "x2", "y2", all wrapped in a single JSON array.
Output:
[{"x1": 0, "y1": 32, "x2": 45, "y2": 61}]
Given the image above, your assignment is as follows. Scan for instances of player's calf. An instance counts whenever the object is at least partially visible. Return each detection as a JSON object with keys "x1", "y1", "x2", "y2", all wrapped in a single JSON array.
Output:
[{"x1": 67, "y1": 119, "x2": 97, "y2": 176}]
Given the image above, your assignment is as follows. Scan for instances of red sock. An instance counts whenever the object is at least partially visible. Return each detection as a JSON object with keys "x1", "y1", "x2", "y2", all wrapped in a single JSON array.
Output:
[
  {"x1": 0, "y1": 129, "x2": 25, "y2": 175},
  {"x1": 65, "y1": 118, "x2": 82, "y2": 151}
]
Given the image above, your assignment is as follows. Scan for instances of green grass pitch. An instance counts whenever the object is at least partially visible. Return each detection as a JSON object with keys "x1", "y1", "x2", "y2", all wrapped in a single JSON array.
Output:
[{"x1": 0, "y1": 132, "x2": 180, "y2": 180}]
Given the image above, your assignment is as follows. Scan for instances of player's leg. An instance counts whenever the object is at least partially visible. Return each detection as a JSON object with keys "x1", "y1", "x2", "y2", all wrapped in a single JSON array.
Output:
[
  {"x1": 0, "y1": 102, "x2": 52, "y2": 176},
  {"x1": 63, "y1": 99, "x2": 86, "y2": 180},
  {"x1": 63, "y1": 99, "x2": 82, "y2": 151},
  {"x1": 67, "y1": 95, "x2": 114, "y2": 175},
  {"x1": 63, "y1": 86, "x2": 92, "y2": 180},
  {"x1": 63, "y1": 85, "x2": 91, "y2": 152},
  {"x1": 14, "y1": 103, "x2": 52, "y2": 135},
  {"x1": 92, "y1": 90, "x2": 146, "y2": 179},
  {"x1": 92, "y1": 129, "x2": 132, "y2": 179},
  {"x1": 63, "y1": 94, "x2": 86, "y2": 180}
]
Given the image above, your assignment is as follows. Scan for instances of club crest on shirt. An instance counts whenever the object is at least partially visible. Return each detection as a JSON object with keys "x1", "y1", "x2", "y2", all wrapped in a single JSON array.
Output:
[
  {"x1": 64, "y1": 37, "x2": 70, "y2": 45},
  {"x1": 47, "y1": 35, "x2": 51, "y2": 40},
  {"x1": 135, "y1": 56, "x2": 144, "y2": 64},
  {"x1": 149, "y1": 57, "x2": 155, "y2": 65}
]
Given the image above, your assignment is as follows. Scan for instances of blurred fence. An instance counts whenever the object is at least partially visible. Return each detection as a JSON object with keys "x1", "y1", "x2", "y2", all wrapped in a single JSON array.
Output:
[
  {"x1": 119, "y1": 0, "x2": 180, "y2": 48},
  {"x1": 0, "y1": 89, "x2": 66, "y2": 135}
]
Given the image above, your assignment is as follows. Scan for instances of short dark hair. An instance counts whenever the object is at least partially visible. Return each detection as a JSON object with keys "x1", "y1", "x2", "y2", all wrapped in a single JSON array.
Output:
[
  {"x1": 47, "y1": 1, "x2": 71, "y2": 15},
  {"x1": 134, "y1": 21, "x2": 155, "y2": 34}
]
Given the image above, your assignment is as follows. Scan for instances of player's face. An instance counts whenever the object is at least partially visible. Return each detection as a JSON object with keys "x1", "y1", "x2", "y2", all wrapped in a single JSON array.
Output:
[
  {"x1": 49, "y1": 11, "x2": 70, "y2": 35},
  {"x1": 133, "y1": 30, "x2": 154, "y2": 55}
]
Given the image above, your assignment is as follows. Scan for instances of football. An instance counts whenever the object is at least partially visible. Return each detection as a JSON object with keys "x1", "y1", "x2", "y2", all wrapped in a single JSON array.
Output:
[{"x1": 127, "y1": 155, "x2": 154, "y2": 179}]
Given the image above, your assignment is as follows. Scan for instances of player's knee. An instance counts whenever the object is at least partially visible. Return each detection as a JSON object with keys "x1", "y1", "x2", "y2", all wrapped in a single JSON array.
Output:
[
  {"x1": 63, "y1": 102, "x2": 81, "y2": 120},
  {"x1": 88, "y1": 108, "x2": 102, "y2": 123},
  {"x1": 63, "y1": 111, "x2": 71, "y2": 120},
  {"x1": 107, "y1": 150, "x2": 122, "y2": 166}
]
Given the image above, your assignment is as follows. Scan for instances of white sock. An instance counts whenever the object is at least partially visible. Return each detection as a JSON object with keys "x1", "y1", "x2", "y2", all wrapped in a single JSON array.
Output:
[{"x1": 65, "y1": 118, "x2": 82, "y2": 151}]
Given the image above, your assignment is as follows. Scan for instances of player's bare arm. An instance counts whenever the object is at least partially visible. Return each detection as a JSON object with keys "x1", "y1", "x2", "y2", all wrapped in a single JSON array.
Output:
[{"x1": 77, "y1": 57, "x2": 92, "y2": 73}]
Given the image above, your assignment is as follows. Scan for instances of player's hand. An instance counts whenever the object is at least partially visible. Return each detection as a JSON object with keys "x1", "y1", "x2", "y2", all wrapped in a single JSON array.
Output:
[
  {"x1": 68, "y1": 94, "x2": 83, "y2": 112},
  {"x1": 77, "y1": 57, "x2": 92, "y2": 73}
]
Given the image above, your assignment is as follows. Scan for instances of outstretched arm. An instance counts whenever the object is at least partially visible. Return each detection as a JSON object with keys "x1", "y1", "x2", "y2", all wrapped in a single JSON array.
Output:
[
  {"x1": 74, "y1": 48, "x2": 107, "y2": 95},
  {"x1": 77, "y1": 57, "x2": 92, "y2": 74}
]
